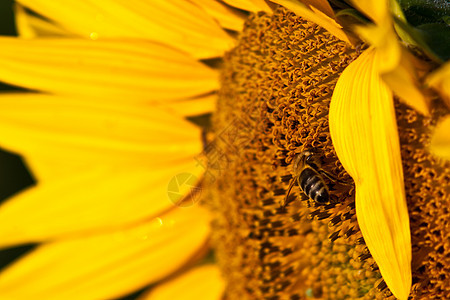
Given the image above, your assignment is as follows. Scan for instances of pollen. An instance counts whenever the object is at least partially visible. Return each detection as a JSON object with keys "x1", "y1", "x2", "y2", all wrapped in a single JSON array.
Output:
[{"x1": 205, "y1": 7, "x2": 449, "y2": 300}]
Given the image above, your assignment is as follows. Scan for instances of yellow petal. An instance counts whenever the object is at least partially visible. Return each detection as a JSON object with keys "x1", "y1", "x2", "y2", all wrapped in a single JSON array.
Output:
[
  {"x1": 351, "y1": 0, "x2": 397, "y2": 72},
  {"x1": 222, "y1": 0, "x2": 272, "y2": 12},
  {"x1": 350, "y1": 0, "x2": 389, "y2": 25},
  {"x1": 356, "y1": 23, "x2": 429, "y2": 115},
  {"x1": 191, "y1": 0, "x2": 247, "y2": 31},
  {"x1": 430, "y1": 116, "x2": 450, "y2": 161},
  {"x1": 0, "y1": 38, "x2": 218, "y2": 102},
  {"x1": 272, "y1": 0, "x2": 351, "y2": 43},
  {"x1": 355, "y1": 23, "x2": 400, "y2": 72},
  {"x1": 329, "y1": 48, "x2": 411, "y2": 300},
  {"x1": 14, "y1": 4, "x2": 71, "y2": 38},
  {"x1": 16, "y1": 0, "x2": 234, "y2": 58},
  {"x1": 426, "y1": 61, "x2": 450, "y2": 109},
  {"x1": 0, "y1": 159, "x2": 204, "y2": 247},
  {"x1": 0, "y1": 94, "x2": 202, "y2": 164},
  {"x1": 381, "y1": 48, "x2": 429, "y2": 115},
  {"x1": 22, "y1": 155, "x2": 101, "y2": 183},
  {"x1": 140, "y1": 265, "x2": 225, "y2": 300},
  {"x1": 300, "y1": 0, "x2": 335, "y2": 18},
  {"x1": 162, "y1": 93, "x2": 217, "y2": 117},
  {"x1": 0, "y1": 206, "x2": 211, "y2": 300}
]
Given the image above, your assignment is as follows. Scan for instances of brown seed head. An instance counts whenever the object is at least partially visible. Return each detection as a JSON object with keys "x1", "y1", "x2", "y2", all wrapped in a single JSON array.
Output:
[{"x1": 204, "y1": 7, "x2": 450, "y2": 300}]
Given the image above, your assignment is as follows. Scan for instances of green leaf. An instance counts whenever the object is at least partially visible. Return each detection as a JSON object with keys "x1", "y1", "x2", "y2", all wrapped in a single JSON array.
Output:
[
  {"x1": 394, "y1": 17, "x2": 450, "y2": 63},
  {"x1": 416, "y1": 23, "x2": 450, "y2": 61},
  {"x1": 397, "y1": 0, "x2": 450, "y2": 26}
]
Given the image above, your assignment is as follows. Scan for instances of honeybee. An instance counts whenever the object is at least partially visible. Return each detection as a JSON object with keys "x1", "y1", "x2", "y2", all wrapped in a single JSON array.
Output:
[{"x1": 281, "y1": 150, "x2": 332, "y2": 207}]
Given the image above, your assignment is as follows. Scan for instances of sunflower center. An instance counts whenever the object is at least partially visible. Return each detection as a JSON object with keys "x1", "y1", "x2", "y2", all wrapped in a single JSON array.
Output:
[
  {"x1": 204, "y1": 7, "x2": 390, "y2": 299},
  {"x1": 205, "y1": 6, "x2": 450, "y2": 300}
]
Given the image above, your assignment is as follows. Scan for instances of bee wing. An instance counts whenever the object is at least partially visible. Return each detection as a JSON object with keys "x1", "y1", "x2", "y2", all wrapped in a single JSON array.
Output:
[{"x1": 318, "y1": 169, "x2": 352, "y2": 186}]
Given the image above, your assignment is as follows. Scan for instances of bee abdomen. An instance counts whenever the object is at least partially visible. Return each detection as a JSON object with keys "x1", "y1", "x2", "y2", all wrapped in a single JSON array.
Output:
[{"x1": 299, "y1": 168, "x2": 329, "y2": 204}]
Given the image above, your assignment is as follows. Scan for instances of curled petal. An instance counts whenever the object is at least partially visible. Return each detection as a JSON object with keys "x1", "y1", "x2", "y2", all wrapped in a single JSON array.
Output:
[
  {"x1": 356, "y1": 24, "x2": 429, "y2": 115},
  {"x1": 355, "y1": 23, "x2": 401, "y2": 72},
  {"x1": 381, "y1": 48, "x2": 430, "y2": 115},
  {"x1": 272, "y1": 0, "x2": 351, "y2": 43},
  {"x1": 329, "y1": 48, "x2": 411, "y2": 300}
]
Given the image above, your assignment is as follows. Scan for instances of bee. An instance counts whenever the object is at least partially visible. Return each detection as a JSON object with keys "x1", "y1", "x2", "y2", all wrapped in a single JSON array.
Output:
[{"x1": 281, "y1": 150, "x2": 332, "y2": 207}]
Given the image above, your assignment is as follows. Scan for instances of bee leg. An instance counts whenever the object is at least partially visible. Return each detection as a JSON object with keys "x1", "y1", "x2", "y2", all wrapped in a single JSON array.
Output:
[{"x1": 280, "y1": 177, "x2": 297, "y2": 208}]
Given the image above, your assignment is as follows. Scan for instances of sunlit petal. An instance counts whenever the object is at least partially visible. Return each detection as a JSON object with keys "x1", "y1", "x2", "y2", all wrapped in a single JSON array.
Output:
[
  {"x1": 329, "y1": 48, "x2": 411, "y2": 300},
  {"x1": 0, "y1": 38, "x2": 219, "y2": 101},
  {"x1": 0, "y1": 206, "x2": 211, "y2": 300},
  {"x1": 222, "y1": 0, "x2": 272, "y2": 12},
  {"x1": 0, "y1": 94, "x2": 202, "y2": 164},
  {"x1": 430, "y1": 116, "x2": 450, "y2": 161},
  {"x1": 14, "y1": 4, "x2": 71, "y2": 38},
  {"x1": 272, "y1": 0, "x2": 351, "y2": 43},
  {"x1": 0, "y1": 160, "x2": 204, "y2": 247},
  {"x1": 16, "y1": 0, "x2": 234, "y2": 58},
  {"x1": 140, "y1": 265, "x2": 225, "y2": 300},
  {"x1": 192, "y1": 0, "x2": 246, "y2": 31}
]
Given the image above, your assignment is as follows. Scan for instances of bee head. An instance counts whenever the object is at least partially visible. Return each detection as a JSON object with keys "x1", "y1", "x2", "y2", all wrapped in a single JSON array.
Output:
[{"x1": 292, "y1": 150, "x2": 309, "y2": 173}]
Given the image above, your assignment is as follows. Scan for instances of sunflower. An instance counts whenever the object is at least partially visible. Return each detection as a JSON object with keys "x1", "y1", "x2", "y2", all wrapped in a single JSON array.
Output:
[{"x1": 0, "y1": 1, "x2": 448, "y2": 300}]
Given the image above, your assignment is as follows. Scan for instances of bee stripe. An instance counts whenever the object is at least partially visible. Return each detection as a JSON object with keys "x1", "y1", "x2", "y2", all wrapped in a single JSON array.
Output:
[
  {"x1": 299, "y1": 167, "x2": 329, "y2": 203},
  {"x1": 308, "y1": 181, "x2": 323, "y2": 198},
  {"x1": 313, "y1": 186, "x2": 325, "y2": 201},
  {"x1": 300, "y1": 168, "x2": 320, "y2": 194},
  {"x1": 299, "y1": 168, "x2": 316, "y2": 191}
]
